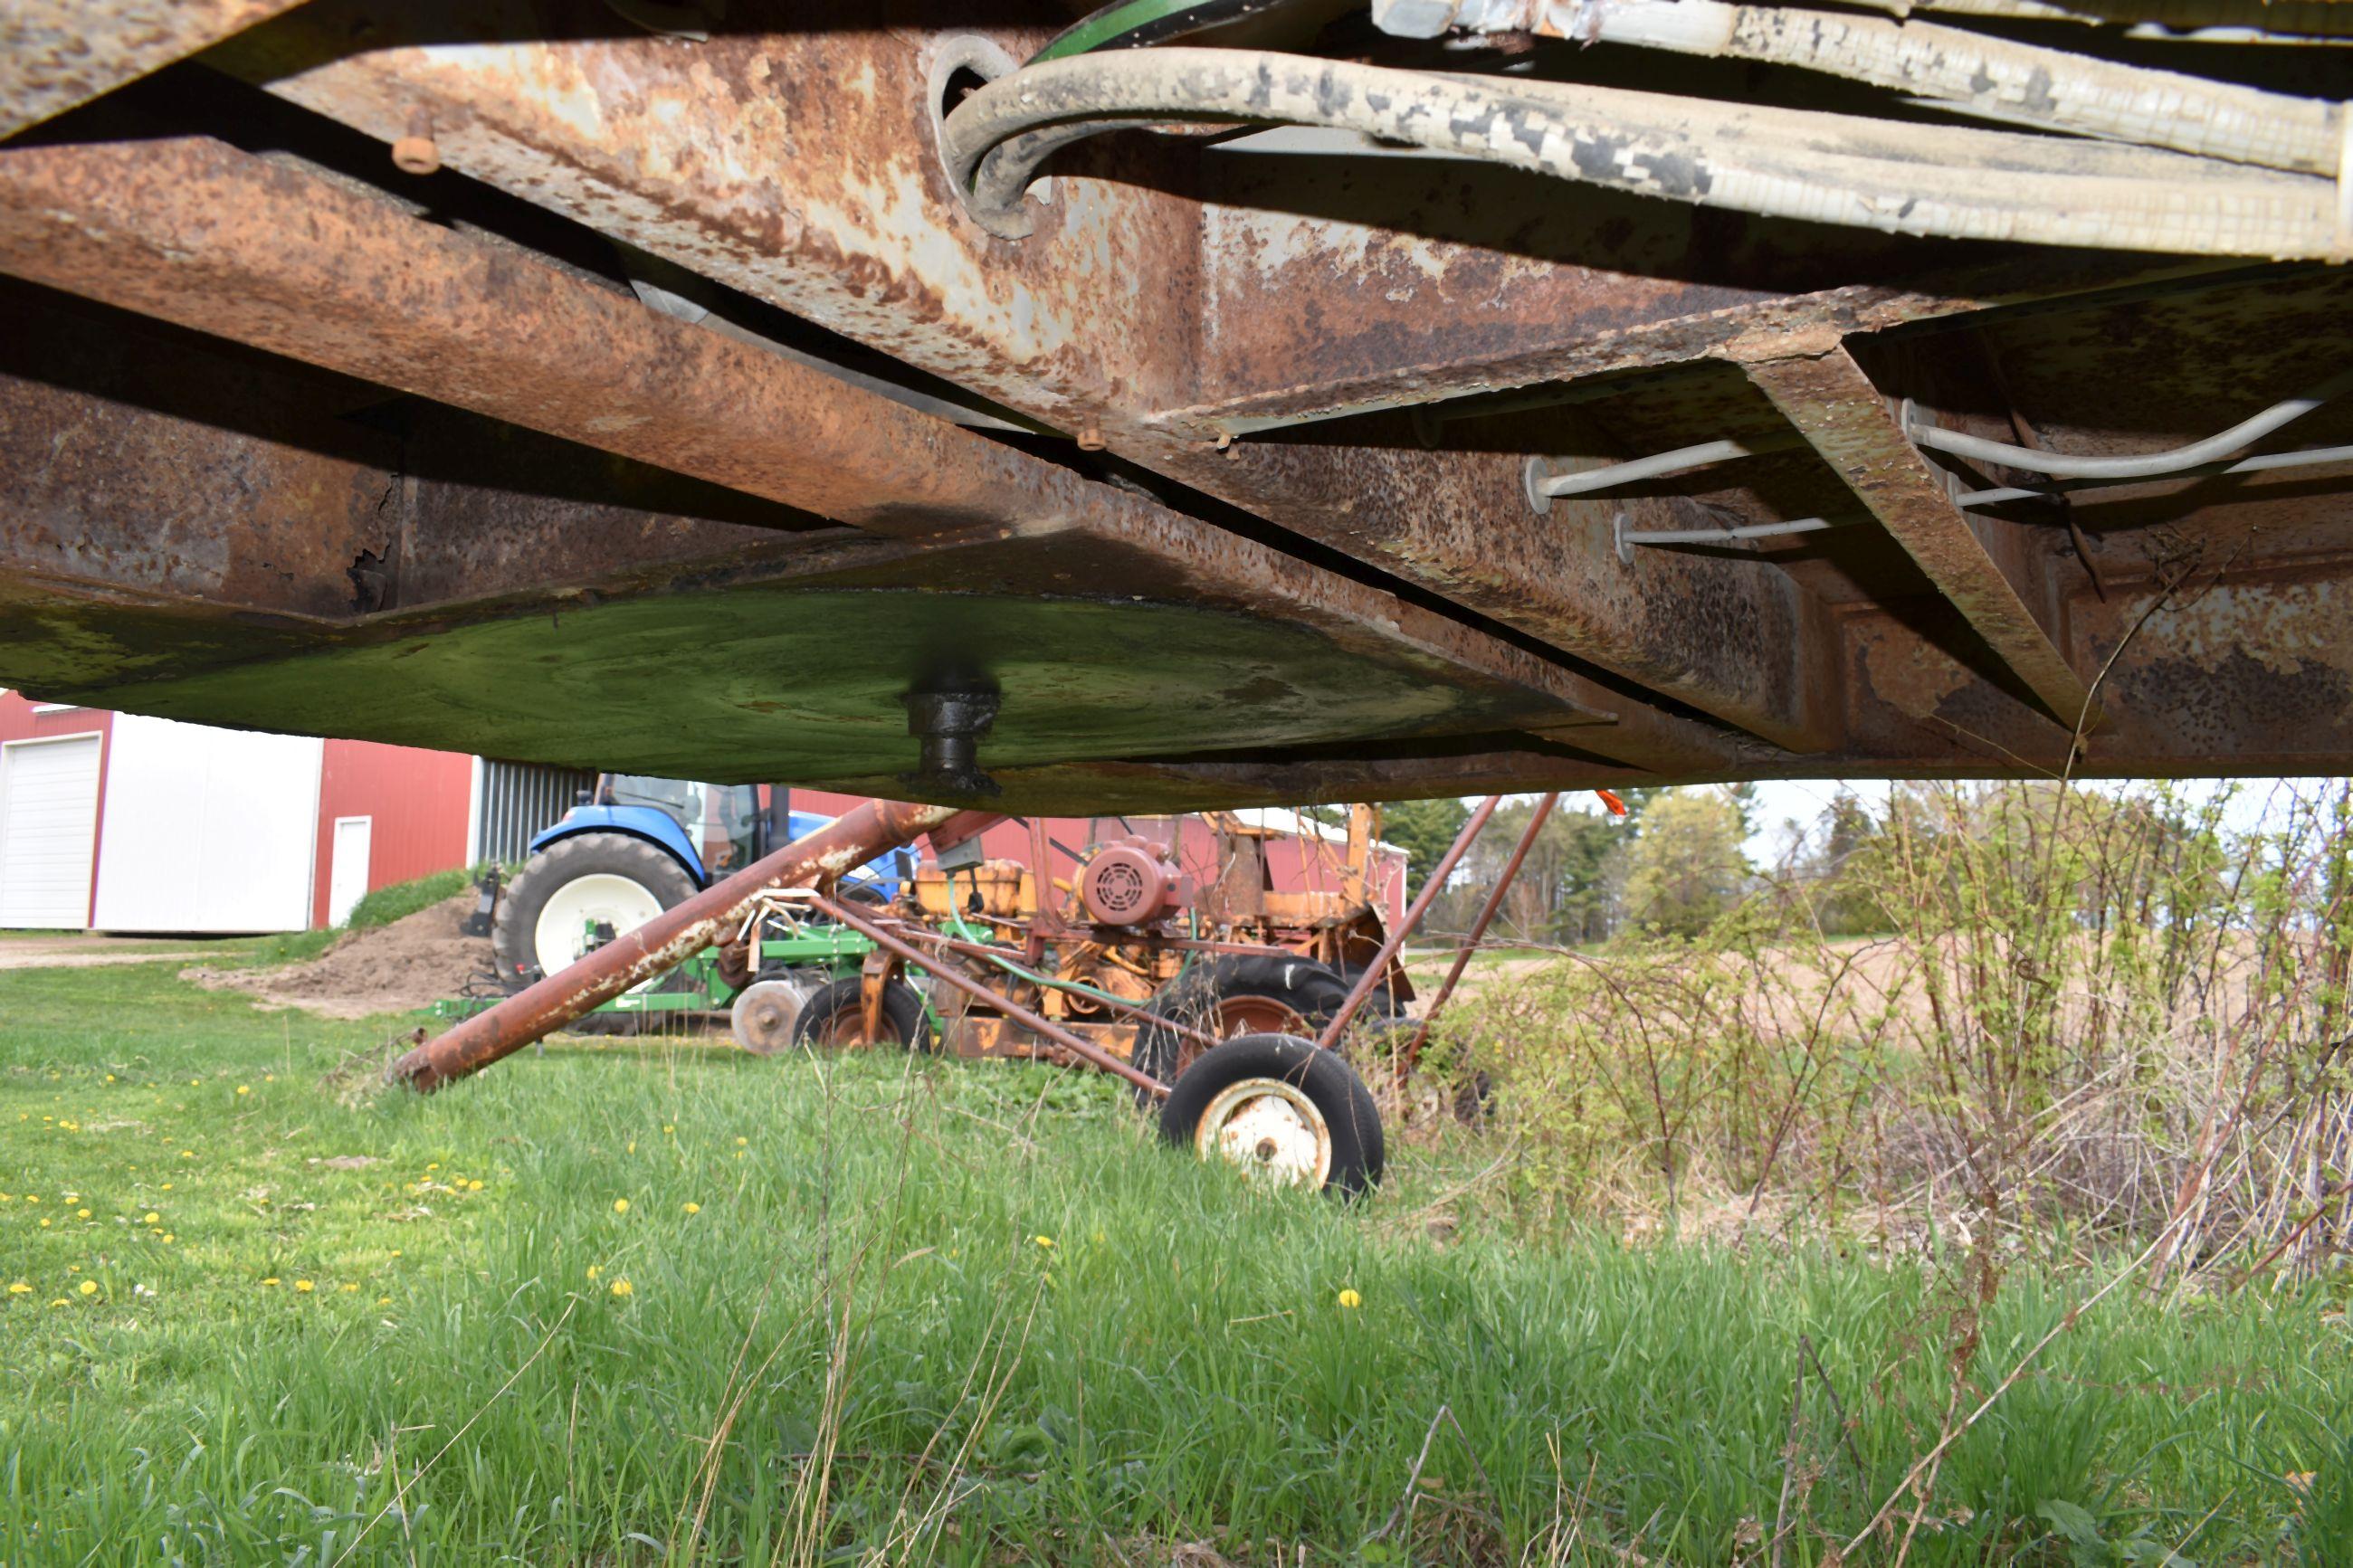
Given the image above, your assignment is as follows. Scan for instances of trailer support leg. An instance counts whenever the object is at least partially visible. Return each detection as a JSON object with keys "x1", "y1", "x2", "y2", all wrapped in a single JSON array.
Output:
[{"x1": 1394, "y1": 792, "x2": 1559, "y2": 1079}]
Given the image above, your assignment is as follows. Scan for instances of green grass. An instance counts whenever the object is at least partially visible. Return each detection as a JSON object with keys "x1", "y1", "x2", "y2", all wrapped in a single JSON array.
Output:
[
  {"x1": 1, "y1": 961, "x2": 2346, "y2": 1565},
  {"x1": 341, "y1": 866, "x2": 489, "y2": 935}
]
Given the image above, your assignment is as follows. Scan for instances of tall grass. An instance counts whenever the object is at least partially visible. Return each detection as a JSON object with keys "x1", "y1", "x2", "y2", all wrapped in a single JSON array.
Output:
[{"x1": 3, "y1": 956, "x2": 2346, "y2": 1563}]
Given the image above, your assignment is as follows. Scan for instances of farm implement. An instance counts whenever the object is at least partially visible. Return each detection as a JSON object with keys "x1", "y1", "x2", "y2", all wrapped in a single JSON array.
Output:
[{"x1": 398, "y1": 794, "x2": 1593, "y2": 1193}]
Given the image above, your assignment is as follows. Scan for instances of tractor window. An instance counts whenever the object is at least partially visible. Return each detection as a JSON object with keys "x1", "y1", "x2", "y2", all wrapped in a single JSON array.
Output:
[
  {"x1": 710, "y1": 785, "x2": 760, "y2": 873},
  {"x1": 606, "y1": 775, "x2": 704, "y2": 835}
]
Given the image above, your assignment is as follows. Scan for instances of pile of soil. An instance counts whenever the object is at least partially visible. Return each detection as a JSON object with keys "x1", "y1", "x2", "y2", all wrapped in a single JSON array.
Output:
[{"x1": 186, "y1": 894, "x2": 497, "y2": 1020}]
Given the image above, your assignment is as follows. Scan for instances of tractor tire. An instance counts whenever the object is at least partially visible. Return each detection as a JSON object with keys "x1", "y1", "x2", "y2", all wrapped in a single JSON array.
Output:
[
  {"x1": 1158, "y1": 1032, "x2": 1385, "y2": 1197},
  {"x1": 1129, "y1": 954, "x2": 1356, "y2": 1102},
  {"x1": 791, "y1": 977, "x2": 934, "y2": 1053},
  {"x1": 490, "y1": 833, "x2": 700, "y2": 1036}
]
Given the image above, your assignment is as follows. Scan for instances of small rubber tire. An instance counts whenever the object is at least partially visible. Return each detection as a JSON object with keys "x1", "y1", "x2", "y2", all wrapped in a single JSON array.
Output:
[
  {"x1": 791, "y1": 977, "x2": 934, "y2": 1053},
  {"x1": 1158, "y1": 1032, "x2": 1384, "y2": 1197},
  {"x1": 1132, "y1": 954, "x2": 1355, "y2": 1098}
]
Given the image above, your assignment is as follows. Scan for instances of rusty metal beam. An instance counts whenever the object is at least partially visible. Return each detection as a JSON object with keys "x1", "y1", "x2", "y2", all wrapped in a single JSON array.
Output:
[
  {"x1": 209, "y1": 6, "x2": 1851, "y2": 754},
  {"x1": 1750, "y1": 347, "x2": 2098, "y2": 730},
  {"x1": 0, "y1": 132, "x2": 1764, "y2": 780},
  {"x1": 0, "y1": 0, "x2": 306, "y2": 138}
]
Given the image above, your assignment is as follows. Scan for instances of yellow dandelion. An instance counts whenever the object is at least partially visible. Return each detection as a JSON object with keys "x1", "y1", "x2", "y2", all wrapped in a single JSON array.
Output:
[
  {"x1": 160, "y1": 1183, "x2": 172, "y2": 1191},
  {"x1": 7, "y1": 1282, "x2": 29, "y2": 1295},
  {"x1": 180, "y1": 1150, "x2": 194, "y2": 1159},
  {"x1": 143, "y1": 1212, "x2": 159, "y2": 1224},
  {"x1": 104, "y1": 1074, "x2": 115, "y2": 1083},
  {"x1": 609, "y1": 1278, "x2": 634, "y2": 1297},
  {"x1": 264, "y1": 1074, "x2": 275, "y2": 1082},
  {"x1": 612, "y1": 1198, "x2": 630, "y2": 1214},
  {"x1": 468, "y1": 1179, "x2": 484, "y2": 1192},
  {"x1": 1337, "y1": 1288, "x2": 1362, "y2": 1310},
  {"x1": 734, "y1": 1136, "x2": 748, "y2": 1146},
  {"x1": 1034, "y1": 1234, "x2": 1054, "y2": 1250},
  {"x1": 49, "y1": 1298, "x2": 68, "y2": 1307},
  {"x1": 76, "y1": 1208, "x2": 90, "y2": 1219},
  {"x1": 162, "y1": 1235, "x2": 175, "y2": 1244},
  {"x1": 735, "y1": 1150, "x2": 746, "y2": 1159},
  {"x1": 78, "y1": 1280, "x2": 97, "y2": 1297},
  {"x1": 586, "y1": 1265, "x2": 601, "y2": 1279},
  {"x1": 426, "y1": 1163, "x2": 439, "y2": 1171},
  {"x1": 390, "y1": 1250, "x2": 401, "y2": 1257},
  {"x1": 189, "y1": 1079, "x2": 199, "y2": 1087},
  {"x1": 262, "y1": 1277, "x2": 281, "y2": 1287},
  {"x1": 235, "y1": 1085, "x2": 250, "y2": 1097},
  {"x1": 662, "y1": 1124, "x2": 674, "y2": 1135},
  {"x1": 38, "y1": 1219, "x2": 51, "y2": 1229},
  {"x1": 340, "y1": 1282, "x2": 358, "y2": 1293},
  {"x1": 377, "y1": 1296, "x2": 392, "y2": 1305},
  {"x1": 681, "y1": 1202, "x2": 700, "y2": 1215},
  {"x1": 625, "y1": 1141, "x2": 635, "y2": 1155},
  {"x1": 295, "y1": 1279, "x2": 314, "y2": 1293}
]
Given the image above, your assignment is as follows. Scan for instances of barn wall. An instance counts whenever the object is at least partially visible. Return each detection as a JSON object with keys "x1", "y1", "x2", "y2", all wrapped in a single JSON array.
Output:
[
  {"x1": 312, "y1": 739, "x2": 476, "y2": 929},
  {"x1": 92, "y1": 715, "x2": 323, "y2": 934}
]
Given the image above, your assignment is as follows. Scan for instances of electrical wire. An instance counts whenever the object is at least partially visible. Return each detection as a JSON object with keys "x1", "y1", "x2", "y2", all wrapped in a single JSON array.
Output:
[
  {"x1": 1905, "y1": 368, "x2": 2353, "y2": 479},
  {"x1": 1030, "y1": 0, "x2": 1308, "y2": 62},
  {"x1": 940, "y1": 47, "x2": 2343, "y2": 257}
]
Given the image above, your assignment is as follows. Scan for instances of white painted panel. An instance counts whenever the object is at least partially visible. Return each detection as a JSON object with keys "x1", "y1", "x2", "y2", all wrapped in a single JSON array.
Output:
[
  {"x1": 92, "y1": 717, "x2": 323, "y2": 933},
  {"x1": 0, "y1": 735, "x2": 102, "y2": 928},
  {"x1": 328, "y1": 816, "x2": 373, "y2": 927}
]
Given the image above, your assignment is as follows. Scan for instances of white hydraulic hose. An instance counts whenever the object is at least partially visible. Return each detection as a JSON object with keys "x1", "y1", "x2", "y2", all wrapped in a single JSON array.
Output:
[
  {"x1": 1949, "y1": 441, "x2": 2353, "y2": 503},
  {"x1": 1905, "y1": 367, "x2": 2353, "y2": 478},
  {"x1": 1538, "y1": 0, "x2": 2340, "y2": 176},
  {"x1": 940, "y1": 49, "x2": 2345, "y2": 258},
  {"x1": 1531, "y1": 431, "x2": 1807, "y2": 499},
  {"x1": 1846, "y1": 0, "x2": 2353, "y2": 39}
]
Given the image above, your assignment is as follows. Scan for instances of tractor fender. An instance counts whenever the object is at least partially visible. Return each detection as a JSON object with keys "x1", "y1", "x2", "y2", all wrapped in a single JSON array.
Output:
[{"x1": 528, "y1": 810, "x2": 707, "y2": 887}]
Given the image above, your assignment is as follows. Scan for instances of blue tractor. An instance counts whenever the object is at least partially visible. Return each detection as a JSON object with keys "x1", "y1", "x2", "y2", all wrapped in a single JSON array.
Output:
[{"x1": 488, "y1": 774, "x2": 909, "y2": 1010}]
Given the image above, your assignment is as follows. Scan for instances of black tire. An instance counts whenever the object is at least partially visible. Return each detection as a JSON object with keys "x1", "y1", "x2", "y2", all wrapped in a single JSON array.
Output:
[
  {"x1": 491, "y1": 832, "x2": 700, "y2": 1034},
  {"x1": 1131, "y1": 954, "x2": 1356, "y2": 1099},
  {"x1": 1335, "y1": 961, "x2": 1405, "y2": 1019},
  {"x1": 791, "y1": 977, "x2": 934, "y2": 1053},
  {"x1": 1157, "y1": 1033, "x2": 1385, "y2": 1197},
  {"x1": 491, "y1": 832, "x2": 699, "y2": 988}
]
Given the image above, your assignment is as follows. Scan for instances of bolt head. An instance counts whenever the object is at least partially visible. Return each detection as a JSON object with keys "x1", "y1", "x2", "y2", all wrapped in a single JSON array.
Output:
[{"x1": 391, "y1": 137, "x2": 442, "y2": 176}]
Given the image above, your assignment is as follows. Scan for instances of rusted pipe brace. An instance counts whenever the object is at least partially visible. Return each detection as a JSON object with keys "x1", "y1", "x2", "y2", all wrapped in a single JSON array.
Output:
[
  {"x1": 805, "y1": 894, "x2": 1171, "y2": 1098},
  {"x1": 1314, "y1": 794, "x2": 1505, "y2": 1053},
  {"x1": 392, "y1": 800, "x2": 963, "y2": 1091},
  {"x1": 1396, "y1": 792, "x2": 1560, "y2": 1079}
]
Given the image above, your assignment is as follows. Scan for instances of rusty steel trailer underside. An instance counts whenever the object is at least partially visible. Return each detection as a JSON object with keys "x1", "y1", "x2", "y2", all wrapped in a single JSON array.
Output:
[{"x1": 3, "y1": 2, "x2": 2349, "y2": 810}]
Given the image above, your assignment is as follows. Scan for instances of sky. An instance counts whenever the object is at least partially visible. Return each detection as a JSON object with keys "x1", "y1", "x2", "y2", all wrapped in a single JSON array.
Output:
[{"x1": 1737, "y1": 775, "x2": 2346, "y2": 866}]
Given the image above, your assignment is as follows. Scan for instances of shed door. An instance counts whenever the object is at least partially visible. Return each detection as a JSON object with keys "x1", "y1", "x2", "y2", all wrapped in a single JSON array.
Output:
[
  {"x1": 0, "y1": 734, "x2": 102, "y2": 928},
  {"x1": 328, "y1": 816, "x2": 373, "y2": 927}
]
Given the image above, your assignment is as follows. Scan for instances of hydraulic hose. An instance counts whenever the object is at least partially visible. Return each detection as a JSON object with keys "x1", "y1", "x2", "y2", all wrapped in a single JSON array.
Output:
[
  {"x1": 939, "y1": 48, "x2": 2344, "y2": 257},
  {"x1": 1542, "y1": 0, "x2": 2341, "y2": 176}
]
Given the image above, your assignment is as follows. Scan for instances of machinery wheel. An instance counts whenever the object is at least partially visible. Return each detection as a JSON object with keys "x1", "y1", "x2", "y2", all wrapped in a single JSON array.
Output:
[
  {"x1": 491, "y1": 832, "x2": 700, "y2": 1035},
  {"x1": 729, "y1": 979, "x2": 811, "y2": 1055},
  {"x1": 1157, "y1": 1033, "x2": 1384, "y2": 1197},
  {"x1": 791, "y1": 977, "x2": 934, "y2": 1052},
  {"x1": 1131, "y1": 954, "x2": 1355, "y2": 1096}
]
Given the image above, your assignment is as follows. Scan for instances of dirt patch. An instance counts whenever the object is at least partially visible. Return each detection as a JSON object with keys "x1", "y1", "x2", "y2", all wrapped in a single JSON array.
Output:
[{"x1": 185, "y1": 895, "x2": 493, "y2": 1020}]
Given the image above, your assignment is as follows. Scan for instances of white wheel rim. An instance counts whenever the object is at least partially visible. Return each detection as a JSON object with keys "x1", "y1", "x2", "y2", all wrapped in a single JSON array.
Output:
[
  {"x1": 1195, "y1": 1076, "x2": 1332, "y2": 1189},
  {"x1": 532, "y1": 872, "x2": 665, "y2": 985}
]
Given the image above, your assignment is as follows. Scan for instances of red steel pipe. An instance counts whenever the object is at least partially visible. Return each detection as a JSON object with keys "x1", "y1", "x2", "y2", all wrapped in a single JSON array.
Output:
[
  {"x1": 1314, "y1": 794, "x2": 1503, "y2": 1053},
  {"x1": 393, "y1": 800, "x2": 971, "y2": 1091},
  {"x1": 807, "y1": 893, "x2": 1170, "y2": 1098},
  {"x1": 1396, "y1": 792, "x2": 1559, "y2": 1077}
]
